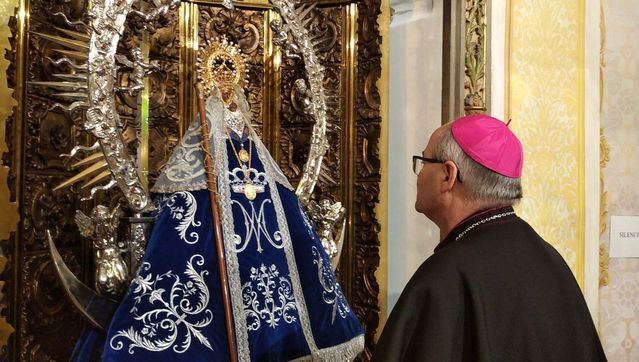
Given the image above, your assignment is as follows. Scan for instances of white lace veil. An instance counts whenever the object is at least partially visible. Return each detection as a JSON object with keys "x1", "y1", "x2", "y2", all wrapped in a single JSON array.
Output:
[{"x1": 152, "y1": 86, "x2": 292, "y2": 194}]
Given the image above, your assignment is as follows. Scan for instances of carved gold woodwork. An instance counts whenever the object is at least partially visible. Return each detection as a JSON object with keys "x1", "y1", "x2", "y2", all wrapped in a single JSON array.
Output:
[
  {"x1": 464, "y1": 0, "x2": 487, "y2": 115},
  {"x1": 0, "y1": 0, "x2": 19, "y2": 351},
  {"x1": 2, "y1": 0, "x2": 383, "y2": 360},
  {"x1": 443, "y1": 0, "x2": 489, "y2": 122}
]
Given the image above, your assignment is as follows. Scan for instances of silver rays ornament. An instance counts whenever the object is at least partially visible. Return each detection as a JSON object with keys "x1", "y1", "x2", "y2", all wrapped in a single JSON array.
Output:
[{"x1": 36, "y1": 0, "x2": 348, "y2": 331}]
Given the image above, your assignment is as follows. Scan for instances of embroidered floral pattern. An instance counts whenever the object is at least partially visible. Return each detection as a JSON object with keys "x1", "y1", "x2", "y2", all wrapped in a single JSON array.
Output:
[
  {"x1": 242, "y1": 263, "x2": 298, "y2": 331},
  {"x1": 167, "y1": 191, "x2": 202, "y2": 244},
  {"x1": 254, "y1": 124, "x2": 320, "y2": 353},
  {"x1": 109, "y1": 255, "x2": 214, "y2": 354},
  {"x1": 311, "y1": 246, "x2": 350, "y2": 324},
  {"x1": 153, "y1": 194, "x2": 171, "y2": 212},
  {"x1": 298, "y1": 200, "x2": 315, "y2": 236},
  {"x1": 151, "y1": 119, "x2": 208, "y2": 193}
]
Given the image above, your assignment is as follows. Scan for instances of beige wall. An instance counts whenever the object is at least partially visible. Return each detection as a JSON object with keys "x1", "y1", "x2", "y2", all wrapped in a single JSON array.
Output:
[{"x1": 599, "y1": 1, "x2": 639, "y2": 359}]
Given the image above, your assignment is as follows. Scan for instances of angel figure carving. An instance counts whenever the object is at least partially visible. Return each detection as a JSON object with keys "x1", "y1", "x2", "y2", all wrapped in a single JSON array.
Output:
[
  {"x1": 307, "y1": 199, "x2": 346, "y2": 267},
  {"x1": 76, "y1": 205, "x2": 128, "y2": 299}
]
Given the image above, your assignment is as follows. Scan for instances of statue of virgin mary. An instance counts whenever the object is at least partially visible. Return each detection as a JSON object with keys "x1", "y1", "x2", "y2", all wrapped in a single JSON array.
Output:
[{"x1": 101, "y1": 38, "x2": 364, "y2": 361}]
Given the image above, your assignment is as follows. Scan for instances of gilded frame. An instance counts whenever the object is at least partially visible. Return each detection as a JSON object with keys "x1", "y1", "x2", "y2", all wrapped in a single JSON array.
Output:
[{"x1": 0, "y1": 0, "x2": 384, "y2": 360}]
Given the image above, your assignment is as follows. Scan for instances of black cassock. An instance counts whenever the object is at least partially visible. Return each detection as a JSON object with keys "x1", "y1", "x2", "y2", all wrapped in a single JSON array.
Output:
[{"x1": 373, "y1": 206, "x2": 606, "y2": 362}]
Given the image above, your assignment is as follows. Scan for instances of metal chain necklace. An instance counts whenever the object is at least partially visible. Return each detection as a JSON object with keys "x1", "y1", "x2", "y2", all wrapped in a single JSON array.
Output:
[
  {"x1": 226, "y1": 127, "x2": 256, "y2": 200},
  {"x1": 454, "y1": 211, "x2": 516, "y2": 241}
]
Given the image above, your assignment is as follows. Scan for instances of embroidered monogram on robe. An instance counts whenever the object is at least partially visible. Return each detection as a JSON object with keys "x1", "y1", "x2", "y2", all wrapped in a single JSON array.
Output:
[{"x1": 100, "y1": 93, "x2": 364, "y2": 361}]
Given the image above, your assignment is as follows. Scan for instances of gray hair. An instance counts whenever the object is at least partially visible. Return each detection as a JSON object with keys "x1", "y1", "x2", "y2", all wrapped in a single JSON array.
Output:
[{"x1": 433, "y1": 126, "x2": 523, "y2": 206}]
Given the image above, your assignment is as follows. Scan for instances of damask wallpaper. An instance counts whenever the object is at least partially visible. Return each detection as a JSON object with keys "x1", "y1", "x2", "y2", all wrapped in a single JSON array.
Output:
[
  {"x1": 507, "y1": 0, "x2": 584, "y2": 281},
  {"x1": 599, "y1": 1, "x2": 639, "y2": 359}
]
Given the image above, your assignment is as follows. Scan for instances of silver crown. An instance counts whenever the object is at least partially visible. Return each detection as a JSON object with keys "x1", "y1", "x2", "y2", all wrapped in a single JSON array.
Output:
[{"x1": 228, "y1": 167, "x2": 268, "y2": 194}]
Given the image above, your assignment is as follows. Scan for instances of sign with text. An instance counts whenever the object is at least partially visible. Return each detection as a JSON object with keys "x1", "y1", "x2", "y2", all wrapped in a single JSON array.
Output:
[{"x1": 610, "y1": 216, "x2": 639, "y2": 258}]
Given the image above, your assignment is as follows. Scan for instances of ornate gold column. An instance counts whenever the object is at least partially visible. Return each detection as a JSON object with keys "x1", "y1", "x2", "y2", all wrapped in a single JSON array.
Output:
[
  {"x1": 0, "y1": 0, "x2": 22, "y2": 350},
  {"x1": 0, "y1": 1, "x2": 20, "y2": 238},
  {"x1": 375, "y1": 0, "x2": 389, "y2": 340},
  {"x1": 463, "y1": 0, "x2": 488, "y2": 115},
  {"x1": 442, "y1": 0, "x2": 489, "y2": 122}
]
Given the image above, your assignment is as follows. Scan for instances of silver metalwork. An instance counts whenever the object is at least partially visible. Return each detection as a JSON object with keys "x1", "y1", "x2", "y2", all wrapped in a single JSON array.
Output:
[
  {"x1": 270, "y1": 2, "x2": 347, "y2": 262},
  {"x1": 222, "y1": 0, "x2": 235, "y2": 10},
  {"x1": 82, "y1": 179, "x2": 117, "y2": 201},
  {"x1": 85, "y1": 0, "x2": 152, "y2": 212},
  {"x1": 269, "y1": 2, "x2": 329, "y2": 207},
  {"x1": 46, "y1": 56, "x2": 87, "y2": 70},
  {"x1": 115, "y1": 49, "x2": 159, "y2": 96},
  {"x1": 75, "y1": 205, "x2": 128, "y2": 299},
  {"x1": 53, "y1": 11, "x2": 90, "y2": 29},
  {"x1": 48, "y1": 100, "x2": 87, "y2": 113},
  {"x1": 30, "y1": 0, "x2": 179, "y2": 211},
  {"x1": 129, "y1": 0, "x2": 180, "y2": 23},
  {"x1": 292, "y1": 79, "x2": 313, "y2": 115},
  {"x1": 37, "y1": 0, "x2": 179, "y2": 330},
  {"x1": 127, "y1": 214, "x2": 155, "y2": 276},
  {"x1": 47, "y1": 230, "x2": 118, "y2": 331},
  {"x1": 270, "y1": 19, "x2": 301, "y2": 60},
  {"x1": 60, "y1": 141, "x2": 100, "y2": 158},
  {"x1": 306, "y1": 199, "x2": 346, "y2": 270},
  {"x1": 39, "y1": 0, "x2": 345, "y2": 335}
]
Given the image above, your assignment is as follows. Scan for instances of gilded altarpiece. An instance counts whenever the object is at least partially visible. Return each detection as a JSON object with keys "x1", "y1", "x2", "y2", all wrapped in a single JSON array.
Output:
[{"x1": 1, "y1": 0, "x2": 383, "y2": 359}]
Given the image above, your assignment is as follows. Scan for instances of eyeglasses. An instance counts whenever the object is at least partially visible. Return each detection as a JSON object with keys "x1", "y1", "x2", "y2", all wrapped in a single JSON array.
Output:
[
  {"x1": 412, "y1": 155, "x2": 442, "y2": 175},
  {"x1": 412, "y1": 155, "x2": 463, "y2": 182}
]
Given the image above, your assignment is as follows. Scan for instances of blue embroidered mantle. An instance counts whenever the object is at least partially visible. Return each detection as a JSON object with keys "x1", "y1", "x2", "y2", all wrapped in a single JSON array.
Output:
[{"x1": 100, "y1": 132, "x2": 364, "y2": 361}]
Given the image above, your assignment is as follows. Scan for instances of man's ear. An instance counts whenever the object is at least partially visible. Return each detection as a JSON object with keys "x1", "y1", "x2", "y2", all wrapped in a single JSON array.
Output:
[{"x1": 442, "y1": 160, "x2": 458, "y2": 191}]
